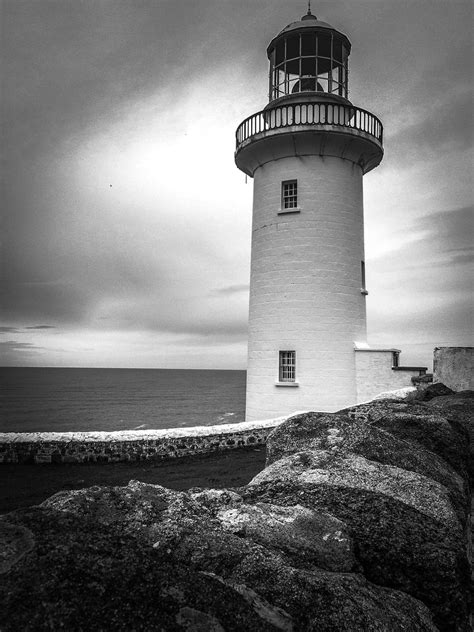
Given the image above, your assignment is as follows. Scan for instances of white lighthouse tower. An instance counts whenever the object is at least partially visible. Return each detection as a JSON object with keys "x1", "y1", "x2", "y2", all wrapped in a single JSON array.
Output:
[{"x1": 235, "y1": 8, "x2": 385, "y2": 421}]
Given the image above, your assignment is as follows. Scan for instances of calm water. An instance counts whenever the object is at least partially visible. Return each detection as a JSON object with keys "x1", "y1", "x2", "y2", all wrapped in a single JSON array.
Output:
[{"x1": 0, "y1": 368, "x2": 246, "y2": 433}]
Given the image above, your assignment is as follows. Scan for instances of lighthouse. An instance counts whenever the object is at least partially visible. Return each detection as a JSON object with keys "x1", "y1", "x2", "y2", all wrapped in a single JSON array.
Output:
[{"x1": 235, "y1": 8, "x2": 386, "y2": 421}]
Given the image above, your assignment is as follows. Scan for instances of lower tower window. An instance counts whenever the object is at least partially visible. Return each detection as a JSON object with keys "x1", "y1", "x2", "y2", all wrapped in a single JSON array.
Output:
[
  {"x1": 282, "y1": 180, "x2": 297, "y2": 209},
  {"x1": 279, "y1": 350, "x2": 296, "y2": 382}
]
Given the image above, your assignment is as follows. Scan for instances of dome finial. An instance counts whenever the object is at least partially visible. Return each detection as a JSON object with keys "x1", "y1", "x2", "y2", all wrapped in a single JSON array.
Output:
[{"x1": 302, "y1": 1, "x2": 317, "y2": 20}]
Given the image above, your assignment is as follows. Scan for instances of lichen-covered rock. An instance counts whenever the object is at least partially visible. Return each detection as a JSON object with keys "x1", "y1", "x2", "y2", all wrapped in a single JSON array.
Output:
[
  {"x1": 414, "y1": 382, "x2": 455, "y2": 401},
  {"x1": 2, "y1": 396, "x2": 471, "y2": 632},
  {"x1": 246, "y1": 399, "x2": 472, "y2": 631},
  {"x1": 342, "y1": 399, "x2": 470, "y2": 480},
  {"x1": 426, "y1": 392, "x2": 474, "y2": 483},
  {"x1": 0, "y1": 507, "x2": 288, "y2": 632},
  {"x1": 216, "y1": 502, "x2": 356, "y2": 572},
  {"x1": 265, "y1": 410, "x2": 467, "y2": 523},
  {"x1": 251, "y1": 450, "x2": 460, "y2": 527},
  {"x1": 0, "y1": 481, "x2": 438, "y2": 632}
]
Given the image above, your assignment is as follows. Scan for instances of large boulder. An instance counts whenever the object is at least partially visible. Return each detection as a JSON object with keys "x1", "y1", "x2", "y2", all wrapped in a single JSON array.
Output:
[
  {"x1": 1, "y1": 396, "x2": 471, "y2": 632},
  {"x1": 341, "y1": 399, "x2": 470, "y2": 481},
  {"x1": 1, "y1": 481, "x2": 438, "y2": 632},
  {"x1": 248, "y1": 400, "x2": 472, "y2": 632},
  {"x1": 265, "y1": 410, "x2": 467, "y2": 523},
  {"x1": 414, "y1": 382, "x2": 455, "y2": 401},
  {"x1": 425, "y1": 392, "x2": 474, "y2": 483}
]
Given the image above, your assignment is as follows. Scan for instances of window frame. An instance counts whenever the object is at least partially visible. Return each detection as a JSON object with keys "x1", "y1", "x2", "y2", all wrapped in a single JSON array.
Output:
[
  {"x1": 281, "y1": 179, "x2": 298, "y2": 210},
  {"x1": 279, "y1": 350, "x2": 296, "y2": 383},
  {"x1": 360, "y1": 260, "x2": 368, "y2": 295}
]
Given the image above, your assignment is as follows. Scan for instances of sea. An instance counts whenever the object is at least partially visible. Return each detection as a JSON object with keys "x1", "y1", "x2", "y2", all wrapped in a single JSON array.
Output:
[{"x1": 0, "y1": 367, "x2": 246, "y2": 434}]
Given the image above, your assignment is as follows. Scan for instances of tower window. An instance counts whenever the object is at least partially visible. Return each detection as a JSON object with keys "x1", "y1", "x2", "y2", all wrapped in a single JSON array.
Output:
[
  {"x1": 282, "y1": 180, "x2": 297, "y2": 209},
  {"x1": 279, "y1": 350, "x2": 296, "y2": 382},
  {"x1": 360, "y1": 260, "x2": 368, "y2": 294}
]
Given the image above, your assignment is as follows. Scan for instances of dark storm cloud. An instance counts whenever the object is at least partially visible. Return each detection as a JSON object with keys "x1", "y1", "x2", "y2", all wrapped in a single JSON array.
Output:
[
  {"x1": 2, "y1": 0, "x2": 251, "y2": 163},
  {"x1": 1, "y1": 0, "x2": 472, "y2": 367},
  {"x1": 385, "y1": 88, "x2": 473, "y2": 162},
  {"x1": 0, "y1": 327, "x2": 20, "y2": 334},
  {"x1": 25, "y1": 325, "x2": 57, "y2": 330}
]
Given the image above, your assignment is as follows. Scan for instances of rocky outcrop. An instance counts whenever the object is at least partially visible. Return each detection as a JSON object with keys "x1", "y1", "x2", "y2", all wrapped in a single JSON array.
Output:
[{"x1": 1, "y1": 391, "x2": 472, "y2": 631}]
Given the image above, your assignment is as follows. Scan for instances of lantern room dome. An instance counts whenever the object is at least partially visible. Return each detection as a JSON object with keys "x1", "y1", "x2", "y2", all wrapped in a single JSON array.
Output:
[
  {"x1": 267, "y1": 11, "x2": 351, "y2": 58},
  {"x1": 277, "y1": 17, "x2": 334, "y2": 36}
]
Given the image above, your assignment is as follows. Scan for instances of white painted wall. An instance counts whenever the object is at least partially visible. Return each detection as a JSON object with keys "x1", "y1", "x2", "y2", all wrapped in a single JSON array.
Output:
[
  {"x1": 355, "y1": 350, "x2": 422, "y2": 403},
  {"x1": 246, "y1": 154, "x2": 367, "y2": 420}
]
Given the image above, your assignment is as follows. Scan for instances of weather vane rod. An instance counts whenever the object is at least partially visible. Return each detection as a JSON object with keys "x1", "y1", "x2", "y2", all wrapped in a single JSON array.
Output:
[{"x1": 307, "y1": 1, "x2": 311, "y2": 14}]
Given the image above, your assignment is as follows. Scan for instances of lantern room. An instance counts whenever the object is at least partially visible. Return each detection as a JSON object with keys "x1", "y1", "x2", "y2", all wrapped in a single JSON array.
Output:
[{"x1": 267, "y1": 9, "x2": 351, "y2": 103}]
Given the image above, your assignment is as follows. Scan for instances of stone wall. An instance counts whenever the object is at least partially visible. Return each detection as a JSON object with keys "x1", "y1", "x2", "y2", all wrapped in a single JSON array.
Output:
[
  {"x1": 433, "y1": 346, "x2": 474, "y2": 392},
  {"x1": 0, "y1": 420, "x2": 280, "y2": 465}
]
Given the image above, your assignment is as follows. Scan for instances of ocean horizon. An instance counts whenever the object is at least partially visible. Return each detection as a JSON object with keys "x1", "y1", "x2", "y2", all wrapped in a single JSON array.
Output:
[{"x1": 0, "y1": 367, "x2": 247, "y2": 434}]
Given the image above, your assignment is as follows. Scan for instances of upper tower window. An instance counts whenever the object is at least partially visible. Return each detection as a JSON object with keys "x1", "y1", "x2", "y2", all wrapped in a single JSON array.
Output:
[
  {"x1": 282, "y1": 180, "x2": 298, "y2": 209},
  {"x1": 267, "y1": 14, "x2": 351, "y2": 103}
]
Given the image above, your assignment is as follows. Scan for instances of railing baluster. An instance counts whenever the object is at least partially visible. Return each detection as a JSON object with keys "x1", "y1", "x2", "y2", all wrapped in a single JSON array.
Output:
[{"x1": 236, "y1": 102, "x2": 383, "y2": 150}]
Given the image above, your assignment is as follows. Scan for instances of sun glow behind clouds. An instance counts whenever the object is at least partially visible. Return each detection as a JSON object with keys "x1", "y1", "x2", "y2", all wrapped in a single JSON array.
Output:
[
  {"x1": 2, "y1": 1, "x2": 472, "y2": 369},
  {"x1": 19, "y1": 69, "x2": 255, "y2": 367}
]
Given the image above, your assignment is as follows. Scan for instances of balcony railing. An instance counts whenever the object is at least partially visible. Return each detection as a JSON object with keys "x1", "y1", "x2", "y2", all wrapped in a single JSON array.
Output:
[{"x1": 236, "y1": 102, "x2": 383, "y2": 150}]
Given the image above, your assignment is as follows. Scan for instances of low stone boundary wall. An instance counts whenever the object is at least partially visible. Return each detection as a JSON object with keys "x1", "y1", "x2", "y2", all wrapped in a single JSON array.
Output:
[
  {"x1": 0, "y1": 418, "x2": 284, "y2": 464},
  {"x1": 434, "y1": 346, "x2": 474, "y2": 391}
]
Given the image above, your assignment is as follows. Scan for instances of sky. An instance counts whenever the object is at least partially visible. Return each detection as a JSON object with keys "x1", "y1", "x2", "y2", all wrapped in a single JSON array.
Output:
[{"x1": 1, "y1": 0, "x2": 473, "y2": 370}]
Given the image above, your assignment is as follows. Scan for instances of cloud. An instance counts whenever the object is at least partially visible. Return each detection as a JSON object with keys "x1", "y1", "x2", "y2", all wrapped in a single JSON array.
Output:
[
  {"x1": 213, "y1": 284, "x2": 250, "y2": 296},
  {"x1": 1, "y1": 1, "x2": 472, "y2": 369},
  {"x1": 386, "y1": 88, "x2": 473, "y2": 164},
  {"x1": 0, "y1": 340, "x2": 45, "y2": 353},
  {"x1": 365, "y1": 204, "x2": 473, "y2": 367}
]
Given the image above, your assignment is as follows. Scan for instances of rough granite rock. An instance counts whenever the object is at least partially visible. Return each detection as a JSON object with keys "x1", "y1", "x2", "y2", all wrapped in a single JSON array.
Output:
[
  {"x1": 1, "y1": 396, "x2": 471, "y2": 632},
  {"x1": 414, "y1": 382, "x2": 455, "y2": 401},
  {"x1": 251, "y1": 450, "x2": 460, "y2": 527},
  {"x1": 341, "y1": 398, "x2": 470, "y2": 480},
  {"x1": 216, "y1": 501, "x2": 356, "y2": 572},
  {"x1": 1, "y1": 481, "x2": 438, "y2": 632},
  {"x1": 247, "y1": 399, "x2": 472, "y2": 632},
  {"x1": 265, "y1": 410, "x2": 467, "y2": 523},
  {"x1": 426, "y1": 392, "x2": 474, "y2": 483}
]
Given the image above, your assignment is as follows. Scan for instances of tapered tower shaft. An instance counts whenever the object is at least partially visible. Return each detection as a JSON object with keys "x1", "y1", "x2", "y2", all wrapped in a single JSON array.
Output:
[{"x1": 235, "y1": 11, "x2": 383, "y2": 420}]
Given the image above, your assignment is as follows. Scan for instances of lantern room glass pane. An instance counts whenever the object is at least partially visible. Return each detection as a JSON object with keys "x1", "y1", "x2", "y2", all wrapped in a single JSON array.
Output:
[
  {"x1": 286, "y1": 35, "x2": 300, "y2": 59},
  {"x1": 317, "y1": 77, "x2": 328, "y2": 93},
  {"x1": 333, "y1": 39, "x2": 343, "y2": 63},
  {"x1": 318, "y1": 33, "x2": 331, "y2": 58},
  {"x1": 317, "y1": 57, "x2": 331, "y2": 75},
  {"x1": 332, "y1": 64, "x2": 342, "y2": 84},
  {"x1": 301, "y1": 33, "x2": 316, "y2": 56},
  {"x1": 301, "y1": 57, "x2": 316, "y2": 76},
  {"x1": 286, "y1": 58, "x2": 299, "y2": 75},
  {"x1": 276, "y1": 41, "x2": 285, "y2": 65}
]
